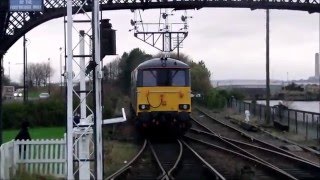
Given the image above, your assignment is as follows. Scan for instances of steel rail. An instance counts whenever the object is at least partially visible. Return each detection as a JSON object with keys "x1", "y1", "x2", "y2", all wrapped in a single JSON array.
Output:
[
  {"x1": 189, "y1": 127, "x2": 276, "y2": 161},
  {"x1": 188, "y1": 128, "x2": 300, "y2": 178},
  {"x1": 106, "y1": 139, "x2": 147, "y2": 180},
  {"x1": 191, "y1": 112, "x2": 320, "y2": 178},
  {"x1": 181, "y1": 140, "x2": 226, "y2": 180},
  {"x1": 167, "y1": 140, "x2": 183, "y2": 179},
  {"x1": 192, "y1": 113, "x2": 319, "y2": 166},
  {"x1": 184, "y1": 135, "x2": 297, "y2": 180},
  {"x1": 190, "y1": 127, "x2": 320, "y2": 168},
  {"x1": 148, "y1": 141, "x2": 168, "y2": 180},
  {"x1": 194, "y1": 107, "x2": 315, "y2": 161}
]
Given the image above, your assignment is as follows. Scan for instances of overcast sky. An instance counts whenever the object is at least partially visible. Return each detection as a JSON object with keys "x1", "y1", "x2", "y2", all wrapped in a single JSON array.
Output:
[{"x1": 3, "y1": 8, "x2": 320, "y2": 83}]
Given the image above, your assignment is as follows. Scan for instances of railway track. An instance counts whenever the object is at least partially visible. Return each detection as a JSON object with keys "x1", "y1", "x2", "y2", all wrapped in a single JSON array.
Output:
[
  {"x1": 106, "y1": 139, "x2": 221, "y2": 179},
  {"x1": 194, "y1": 107, "x2": 320, "y2": 165},
  {"x1": 184, "y1": 135, "x2": 297, "y2": 180},
  {"x1": 190, "y1": 110, "x2": 320, "y2": 179},
  {"x1": 148, "y1": 140, "x2": 180, "y2": 179},
  {"x1": 106, "y1": 140, "x2": 161, "y2": 180}
]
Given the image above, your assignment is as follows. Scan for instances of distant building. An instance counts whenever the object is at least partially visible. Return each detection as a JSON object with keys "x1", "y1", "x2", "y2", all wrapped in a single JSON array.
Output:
[
  {"x1": 213, "y1": 80, "x2": 283, "y2": 99},
  {"x1": 305, "y1": 84, "x2": 320, "y2": 93}
]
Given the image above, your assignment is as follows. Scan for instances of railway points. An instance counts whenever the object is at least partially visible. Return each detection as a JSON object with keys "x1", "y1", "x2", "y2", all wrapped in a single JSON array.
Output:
[{"x1": 194, "y1": 107, "x2": 320, "y2": 165}]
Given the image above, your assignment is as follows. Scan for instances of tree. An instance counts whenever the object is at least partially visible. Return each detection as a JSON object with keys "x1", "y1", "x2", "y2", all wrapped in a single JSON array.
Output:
[
  {"x1": 43, "y1": 62, "x2": 54, "y2": 86},
  {"x1": 26, "y1": 62, "x2": 54, "y2": 87},
  {"x1": 103, "y1": 57, "x2": 120, "y2": 83},
  {"x1": 117, "y1": 48, "x2": 152, "y2": 94},
  {"x1": 2, "y1": 75, "x2": 10, "y2": 85},
  {"x1": 283, "y1": 82, "x2": 304, "y2": 91},
  {"x1": 189, "y1": 60, "x2": 212, "y2": 95}
]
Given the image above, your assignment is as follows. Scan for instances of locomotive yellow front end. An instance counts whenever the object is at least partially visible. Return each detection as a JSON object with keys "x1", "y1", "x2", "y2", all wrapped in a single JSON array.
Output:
[
  {"x1": 137, "y1": 86, "x2": 191, "y2": 129},
  {"x1": 131, "y1": 57, "x2": 192, "y2": 136}
]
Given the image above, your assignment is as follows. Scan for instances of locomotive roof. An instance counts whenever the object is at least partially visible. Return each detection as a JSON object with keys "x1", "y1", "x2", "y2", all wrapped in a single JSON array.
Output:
[{"x1": 136, "y1": 58, "x2": 189, "y2": 69}]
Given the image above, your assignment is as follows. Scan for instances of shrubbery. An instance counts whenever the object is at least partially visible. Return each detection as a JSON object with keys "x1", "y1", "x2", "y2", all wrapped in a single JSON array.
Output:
[
  {"x1": 205, "y1": 89, "x2": 228, "y2": 109},
  {"x1": 3, "y1": 96, "x2": 116, "y2": 130},
  {"x1": 194, "y1": 89, "x2": 245, "y2": 109},
  {"x1": 2, "y1": 99, "x2": 65, "y2": 129}
]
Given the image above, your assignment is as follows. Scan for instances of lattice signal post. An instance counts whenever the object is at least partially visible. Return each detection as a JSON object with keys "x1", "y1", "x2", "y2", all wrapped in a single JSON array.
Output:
[
  {"x1": 130, "y1": 9, "x2": 192, "y2": 56},
  {"x1": 66, "y1": 0, "x2": 103, "y2": 179}
]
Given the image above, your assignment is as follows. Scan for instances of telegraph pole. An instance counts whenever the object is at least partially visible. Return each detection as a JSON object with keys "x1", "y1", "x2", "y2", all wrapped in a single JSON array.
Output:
[
  {"x1": 265, "y1": 9, "x2": 271, "y2": 125},
  {"x1": 59, "y1": 47, "x2": 63, "y2": 94},
  {"x1": 48, "y1": 58, "x2": 50, "y2": 94},
  {"x1": 8, "y1": 62, "x2": 10, "y2": 80},
  {"x1": 23, "y1": 35, "x2": 27, "y2": 103}
]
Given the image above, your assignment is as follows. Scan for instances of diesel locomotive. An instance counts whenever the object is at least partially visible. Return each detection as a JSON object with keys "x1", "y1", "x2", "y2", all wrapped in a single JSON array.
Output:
[{"x1": 130, "y1": 57, "x2": 192, "y2": 136}]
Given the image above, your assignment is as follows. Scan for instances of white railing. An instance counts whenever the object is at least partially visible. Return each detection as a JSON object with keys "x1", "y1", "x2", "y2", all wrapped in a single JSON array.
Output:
[{"x1": 0, "y1": 135, "x2": 66, "y2": 179}]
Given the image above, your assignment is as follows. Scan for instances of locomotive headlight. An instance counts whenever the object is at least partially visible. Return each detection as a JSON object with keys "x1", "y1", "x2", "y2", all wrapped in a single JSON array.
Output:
[
  {"x1": 139, "y1": 104, "x2": 150, "y2": 110},
  {"x1": 179, "y1": 104, "x2": 190, "y2": 110}
]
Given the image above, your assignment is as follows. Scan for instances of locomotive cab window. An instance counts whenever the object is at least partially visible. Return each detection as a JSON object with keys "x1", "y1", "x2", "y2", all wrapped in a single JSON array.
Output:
[
  {"x1": 171, "y1": 70, "x2": 186, "y2": 86},
  {"x1": 142, "y1": 70, "x2": 157, "y2": 86},
  {"x1": 140, "y1": 68, "x2": 189, "y2": 87}
]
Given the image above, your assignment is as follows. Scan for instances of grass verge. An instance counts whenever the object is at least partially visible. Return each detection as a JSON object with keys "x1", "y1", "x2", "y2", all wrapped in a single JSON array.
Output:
[
  {"x1": 104, "y1": 140, "x2": 139, "y2": 177},
  {"x1": 3, "y1": 127, "x2": 64, "y2": 143},
  {"x1": 12, "y1": 169, "x2": 61, "y2": 180}
]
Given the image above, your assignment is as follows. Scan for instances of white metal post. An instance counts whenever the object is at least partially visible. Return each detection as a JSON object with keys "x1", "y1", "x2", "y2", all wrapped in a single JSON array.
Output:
[
  {"x1": 78, "y1": 30, "x2": 91, "y2": 180},
  {"x1": 93, "y1": 0, "x2": 103, "y2": 178},
  {"x1": 318, "y1": 14, "x2": 320, "y2": 123},
  {"x1": 66, "y1": 0, "x2": 73, "y2": 179},
  {"x1": 79, "y1": 31, "x2": 87, "y2": 123},
  {"x1": 65, "y1": 1, "x2": 126, "y2": 179},
  {"x1": 164, "y1": 9, "x2": 170, "y2": 56}
]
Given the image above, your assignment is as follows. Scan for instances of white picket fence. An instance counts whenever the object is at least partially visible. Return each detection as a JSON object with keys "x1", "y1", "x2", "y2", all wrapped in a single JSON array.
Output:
[{"x1": 0, "y1": 135, "x2": 66, "y2": 179}]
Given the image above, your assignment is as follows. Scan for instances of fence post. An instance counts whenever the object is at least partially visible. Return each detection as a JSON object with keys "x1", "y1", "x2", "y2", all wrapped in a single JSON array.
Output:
[
  {"x1": 287, "y1": 110, "x2": 290, "y2": 128},
  {"x1": 312, "y1": 114, "x2": 315, "y2": 125},
  {"x1": 64, "y1": 133, "x2": 67, "y2": 177},
  {"x1": 242, "y1": 102, "x2": 244, "y2": 112},
  {"x1": 271, "y1": 107, "x2": 275, "y2": 122},
  {"x1": 259, "y1": 105, "x2": 261, "y2": 121},
  {"x1": 272, "y1": 106, "x2": 275, "y2": 123},
  {"x1": 295, "y1": 111, "x2": 297, "y2": 133},
  {"x1": 306, "y1": 115, "x2": 309, "y2": 140},
  {"x1": 243, "y1": 102, "x2": 245, "y2": 112},
  {"x1": 0, "y1": 144, "x2": 4, "y2": 179},
  {"x1": 13, "y1": 141, "x2": 19, "y2": 176},
  {"x1": 0, "y1": 146, "x2": 2, "y2": 179},
  {"x1": 317, "y1": 117, "x2": 319, "y2": 141}
]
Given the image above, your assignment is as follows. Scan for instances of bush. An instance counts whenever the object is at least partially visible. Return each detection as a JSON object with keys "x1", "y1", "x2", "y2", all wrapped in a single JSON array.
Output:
[
  {"x1": 103, "y1": 96, "x2": 114, "y2": 119},
  {"x1": 205, "y1": 89, "x2": 227, "y2": 109},
  {"x1": 229, "y1": 90, "x2": 245, "y2": 100},
  {"x1": 2, "y1": 99, "x2": 65, "y2": 129}
]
